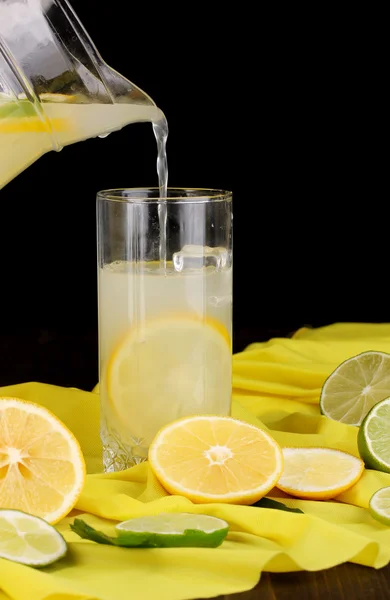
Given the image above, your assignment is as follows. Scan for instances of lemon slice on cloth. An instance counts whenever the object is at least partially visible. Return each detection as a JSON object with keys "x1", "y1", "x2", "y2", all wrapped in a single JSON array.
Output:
[
  {"x1": 0, "y1": 397, "x2": 86, "y2": 524},
  {"x1": 0, "y1": 509, "x2": 67, "y2": 566},
  {"x1": 276, "y1": 447, "x2": 364, "y2": 500},
  {"x1": 320, "y1": 351, "x2": 390, "y2": 426},
  {"x1": 148, "y1": 414, "x2": 284, "y2": 505}
]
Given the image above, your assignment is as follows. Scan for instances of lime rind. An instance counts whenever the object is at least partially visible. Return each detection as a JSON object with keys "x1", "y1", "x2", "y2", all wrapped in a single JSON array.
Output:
[
  {"x1": 71, "y1": 514, "x2": 229, "y2": 549},
  {"x1": 116, "y1": 513, "x2": 229, "y2": 547},
  {"x1": 115, "y1": 528, "x2": 229, "y2": 548},
  {"x1": 369, "y1": 487, "x2": 390, "y2": 526},
  {"x1": 116, "y1": 513, "x2": 228, "y2": 534},
  {"x1": 357, "y1": 397, "x2": 390, "y2": 472},
  {"x1": 0, "y1": 509, "x2": 67, "y2": 567},
  {"x1": 320, "y1": 351, "x2": 390, "y2": 426}
]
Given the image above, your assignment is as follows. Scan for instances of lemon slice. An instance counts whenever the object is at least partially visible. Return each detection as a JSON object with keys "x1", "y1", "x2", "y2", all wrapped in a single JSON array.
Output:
[
  {"x1": 148, "y1": 415, "x2": 284, "y2": 504},
  {"x1": 0, "y1": 509, "x2": 67, "y2": 566},
  {"x1": 39, "y1": 93, "x2": 79, "y2": 103},
  {"x1": 0, "y1": 96, "x2": 71, "y2": 133},
  {"x1": 0, "y1": 117, "x2": 69, "y2": 134},
  {"x1": 106, "y1": 316, "x2": 232, "y2": 445},
  {"x1": 0, "y1": 397, "x2": 86, "y2": 524},
  {"x1": 320, "y1": 351, "x2": 390, "y2": 426},
  {"x1": 276, "y1": 447, "x2": 365, "y2": 500}
]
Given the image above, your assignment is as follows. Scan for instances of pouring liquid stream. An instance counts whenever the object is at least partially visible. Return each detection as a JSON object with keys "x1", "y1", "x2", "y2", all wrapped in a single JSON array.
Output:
[{"x1": 153, "y1": 117, "x2": 169, "y2": 270}]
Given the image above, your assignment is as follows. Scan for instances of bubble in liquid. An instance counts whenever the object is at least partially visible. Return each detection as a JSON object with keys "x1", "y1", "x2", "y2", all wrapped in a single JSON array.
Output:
[{"x1": 208, "y1": 295, "x2": 232, "y2": 307}]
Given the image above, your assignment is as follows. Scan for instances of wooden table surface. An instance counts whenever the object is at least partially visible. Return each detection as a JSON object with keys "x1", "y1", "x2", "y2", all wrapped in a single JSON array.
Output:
[
  {"x1": 206, "y1": 563, "x2": 390, "y2": 599},
  {"x1": 1, "y1": 328, "x2": 390, "y2": 600},
  {"x1": 198, "y1": 563, "x2": 390, "y2": 599}
]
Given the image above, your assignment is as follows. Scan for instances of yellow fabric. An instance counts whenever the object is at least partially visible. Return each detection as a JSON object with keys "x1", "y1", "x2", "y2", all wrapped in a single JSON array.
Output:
[{"x1": 2, "y1": 323, "x2": 390, "y2": 599}]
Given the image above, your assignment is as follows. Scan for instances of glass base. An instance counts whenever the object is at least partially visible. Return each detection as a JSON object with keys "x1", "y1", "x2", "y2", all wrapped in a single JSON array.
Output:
[{"x1": 101, "y1": 425, "x2": 149, "y2": 472}]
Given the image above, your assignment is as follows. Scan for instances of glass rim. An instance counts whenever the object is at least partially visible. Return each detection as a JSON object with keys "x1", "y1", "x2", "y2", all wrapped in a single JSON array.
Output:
[{"x1": 96, "y1": 187, "x2": 232, "y2": 204}]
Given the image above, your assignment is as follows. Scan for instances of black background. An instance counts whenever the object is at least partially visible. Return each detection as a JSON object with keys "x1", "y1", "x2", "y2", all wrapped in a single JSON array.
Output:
[{"x1": 0, "y1": 2, "x2": 385, "y2": 389}]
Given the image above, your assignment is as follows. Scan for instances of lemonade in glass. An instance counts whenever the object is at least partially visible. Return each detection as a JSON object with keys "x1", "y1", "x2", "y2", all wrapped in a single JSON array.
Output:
[{"x1": 97, "y1": 188, "x2": 233, "y2": 471}]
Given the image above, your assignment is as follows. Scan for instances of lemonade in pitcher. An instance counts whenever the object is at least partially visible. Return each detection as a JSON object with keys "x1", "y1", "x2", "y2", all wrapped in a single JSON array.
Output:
[
  {"x1": 0, "y1": 95, "x2": 164, "y2": 190},
  {"x1": 0, "y1": 0, "x2": 167, "y2": 190}
]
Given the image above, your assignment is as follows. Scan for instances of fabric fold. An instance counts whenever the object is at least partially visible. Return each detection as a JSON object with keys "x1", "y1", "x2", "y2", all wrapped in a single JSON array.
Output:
[{"x1": 2, "y1": 323, "x2": 390, "y2": 600}]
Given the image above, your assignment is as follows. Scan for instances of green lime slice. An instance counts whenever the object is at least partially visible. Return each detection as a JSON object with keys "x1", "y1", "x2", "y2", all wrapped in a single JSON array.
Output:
[
  {"x1": 0, "y1": 509, "x2": 67, "y2": 567},
  {"x1": 0, "y1": 94, "x2": 79, "y2": 120},
  {"x1": 0, "y1": 99, "x2": 37, "y2": 119},
  {"x1": 71, "y1": 513, "x2": 229, "y2": 549},
  {"x1": 320, "y1": 351, "x2": 390, "y2": 426},
  {"x1": 369, "y1": 486, "x2": 390, "y2": 525},
  {"x1": 116, "y1": 513, "x2": 229, "y2": 548},
  {"x1": 357, "y1": 396, "x2": 390, "y2": 472}
]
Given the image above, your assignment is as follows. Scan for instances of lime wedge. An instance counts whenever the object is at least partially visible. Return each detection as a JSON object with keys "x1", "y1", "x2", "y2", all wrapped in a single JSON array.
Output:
[
  {"x1": 0, "y1": 94, "x2": 78, "y2": 120},
  {"x1": 71, "y1": 513, "x2": 229, "y2": 548},
  {"x1": 115, "y1": 513, "x2": 229, "y2": 548},
  {"x1": 0, "y1": 509, "x2": 67, "y2": 567},
  {"x1": 357, "y1": 396, "x2": 390, "y2": 472},
  {"x1": 369, "y1": 486, "x2": 390, "y2": 525},
  {"x1": 319, "y1": 351, "x2": 390, "y2": 426}
]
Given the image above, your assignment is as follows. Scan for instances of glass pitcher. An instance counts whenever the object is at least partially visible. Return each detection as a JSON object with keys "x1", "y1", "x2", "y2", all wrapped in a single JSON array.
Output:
[{"x1": 0, "y1": 0, "x2": 163, "y2": 190}]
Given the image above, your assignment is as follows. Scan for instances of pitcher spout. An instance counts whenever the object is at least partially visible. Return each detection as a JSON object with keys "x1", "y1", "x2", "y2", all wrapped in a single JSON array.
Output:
[{"x1": 0, "y1": 0, "x2": 163, "y2": 189}]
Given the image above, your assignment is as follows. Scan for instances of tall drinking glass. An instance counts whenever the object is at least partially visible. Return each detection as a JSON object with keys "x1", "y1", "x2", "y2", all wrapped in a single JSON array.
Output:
[{"x1": 97, "y1": 188, "x2": 233, "y2": 471}]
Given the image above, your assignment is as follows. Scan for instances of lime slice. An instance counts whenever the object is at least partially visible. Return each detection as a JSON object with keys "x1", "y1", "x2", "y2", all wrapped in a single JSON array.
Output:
[
  {"x1": 115, "y1": 513, "x2": 229, "y2": 548},
  {"x1": 357, "y1": 396, "x2": 390, "y2": 472},
  {"x1": 369, "y1": 486, "x2": 390, "y2": 525},
  {"x1": 0, "y1": 94, "x2": 78, "y2": 120},
  {"x1": 71, "y1": 513, "x2": 229, "y2": 548},
  {"x1": 0, "y1": 99, "x2": 37, "y2": 119},
  {"x1": 0, "y1": 509, "x2": 67, "y2": 566},
  {"x1": 319, "y1": 351, "x2": 390, "y2": 425}
]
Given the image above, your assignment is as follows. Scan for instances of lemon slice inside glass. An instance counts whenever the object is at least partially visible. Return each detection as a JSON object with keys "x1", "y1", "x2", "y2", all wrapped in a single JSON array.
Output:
[{"x1": 106, "y1": 316, "x2": 232, "y2": 444}]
